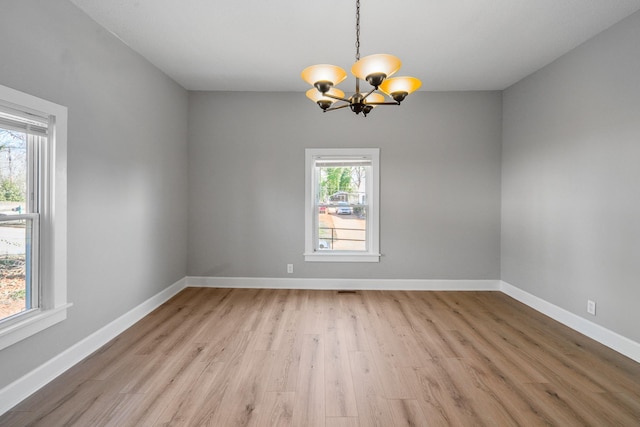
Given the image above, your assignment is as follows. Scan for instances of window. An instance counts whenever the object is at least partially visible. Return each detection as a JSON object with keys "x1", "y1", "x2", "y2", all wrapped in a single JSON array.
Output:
[
  {"x1": 0, "y1": 84, "x2": 68, "y2": 350},
  {"x1": 305, "y1": 148, "x2": 380, "y2": 262}
]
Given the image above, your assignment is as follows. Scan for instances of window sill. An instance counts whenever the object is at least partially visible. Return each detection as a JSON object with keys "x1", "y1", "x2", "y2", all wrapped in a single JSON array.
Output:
[
  {"x1": 0, "y1": 303, "x2": 72, "y2": 351},
  {"x1": 304, "y1": 252, "x2": 381, "y2": 263}
]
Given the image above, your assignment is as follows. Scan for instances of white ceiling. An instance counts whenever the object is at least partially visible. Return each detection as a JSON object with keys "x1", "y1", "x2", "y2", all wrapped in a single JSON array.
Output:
[{"x1": 68, "y1": 0, "x2": 640, "y2": 92}]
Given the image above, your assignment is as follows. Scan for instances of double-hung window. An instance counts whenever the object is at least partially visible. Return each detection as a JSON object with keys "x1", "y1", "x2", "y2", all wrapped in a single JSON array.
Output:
[
  {"x1": 0, "y1": 84, "x2": 68, "y2": 350},
  {"x1": 305, "y1": 148, "x2": 380, "y2": 262}
]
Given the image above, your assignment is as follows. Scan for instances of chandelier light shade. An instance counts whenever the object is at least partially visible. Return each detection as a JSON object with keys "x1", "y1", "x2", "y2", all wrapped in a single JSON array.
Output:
[
  {"x1": 351, "y1": 54, "x2": 402, "y2": 88},
  {"x1": 379, "y1": 76, "x2": 423, "y2": 103},
  {"x1": 301, "y1": 64, "x2": 347, "y2": 93},
  {"x1": 301, "y1": 0, "x2": 421, "y2": 117},
  {"x1": 361, "y1": 92, "x2": 385, "y2": 115},
  {"x1": 306, "y1": 87, "x2": 346, "y2": 111},
  {"x1": 364, "y1": 93, "x2": 385, "y2": 104}
]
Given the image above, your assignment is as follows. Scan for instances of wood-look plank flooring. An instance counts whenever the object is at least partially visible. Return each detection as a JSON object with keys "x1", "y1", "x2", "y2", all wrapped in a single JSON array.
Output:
[{"x1": 1, "y1": 288, "x2": 639, "y2": 426}]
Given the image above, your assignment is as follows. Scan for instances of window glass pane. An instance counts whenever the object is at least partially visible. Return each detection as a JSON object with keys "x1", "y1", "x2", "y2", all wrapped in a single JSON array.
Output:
[
  {"x1": 0, "y1": 127, "x2": 28, "y2": 214},
  {"x1": 0, "y1": 218, "x2": 34, "y2": 320},
  {"x1": 317, "y1": 206, "x2": 367, "y2": 251},
  {"x1": 315, "y1": 164, "x2": 368, "y2": 252},
  {"x1": 0, "y1": 127, "x2": 32, "y2": 321}
]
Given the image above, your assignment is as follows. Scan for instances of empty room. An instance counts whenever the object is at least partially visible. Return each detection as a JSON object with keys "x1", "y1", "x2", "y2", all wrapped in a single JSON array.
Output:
[{"x1": 1, "y1": 0, "x2": 640, "y2": 425}]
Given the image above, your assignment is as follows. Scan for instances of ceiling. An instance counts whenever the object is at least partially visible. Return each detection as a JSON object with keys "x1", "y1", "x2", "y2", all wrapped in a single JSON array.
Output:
[{"x1": 68, "y1": 0, "x2": 640, "y2": 92}]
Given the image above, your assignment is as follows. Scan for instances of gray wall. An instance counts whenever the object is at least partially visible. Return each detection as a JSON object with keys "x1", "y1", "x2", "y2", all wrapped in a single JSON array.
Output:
[
  {"x1": 8, "y1": 0, "x2": 636, "y2": 399},
  {"x1": 502, "y1": 11, "x2": 640, "y2": 342},
  {"x1": 188, "y1": 91, "x2": 502, "y2": 279},
  {"x1": 0, "y1": 0, "x2": 188, "y2": 388}
]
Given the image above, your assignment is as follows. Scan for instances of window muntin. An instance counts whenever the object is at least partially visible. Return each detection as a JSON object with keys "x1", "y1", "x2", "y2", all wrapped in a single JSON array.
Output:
[{"x1": 305, "y1": 148, "x2": 380, "y2": 262}]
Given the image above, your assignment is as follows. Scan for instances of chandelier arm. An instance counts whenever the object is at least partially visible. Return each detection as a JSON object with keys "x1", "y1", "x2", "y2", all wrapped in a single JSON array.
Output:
[
  {"x1": 324, "y1": 103, "x2": 352, "y2": 112},
  {"x1": 360, "y1": 87, "x2": 378, "y2": 101},
  {"x1": 361, "y1": 102, "x2": 401, "y2": 106},
  {"x1": 323, "y1": 93, "x2": 352, "y2": 103}
]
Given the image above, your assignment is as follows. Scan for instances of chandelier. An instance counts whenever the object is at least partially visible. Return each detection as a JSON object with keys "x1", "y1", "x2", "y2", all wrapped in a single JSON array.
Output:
[{"x1": 301, "y1": 0, "x2": 422, "y2": 117}]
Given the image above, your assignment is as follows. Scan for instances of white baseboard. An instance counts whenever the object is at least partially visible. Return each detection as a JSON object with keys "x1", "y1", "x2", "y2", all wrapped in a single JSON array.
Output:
[
  {"x1": 500, "y1": 281, "x2": 640, "y2": 363},
  {"x1": 0, "y1": 277, "x2": 187, "y2": 416},
  {"x1": 186, "y1": 276, "x2": 501, "y2": 291}
]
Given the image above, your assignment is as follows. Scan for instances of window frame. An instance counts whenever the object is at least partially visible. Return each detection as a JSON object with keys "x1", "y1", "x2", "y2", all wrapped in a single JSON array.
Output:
[
  {"x1": 0, "y1": 84, "x2": 69, "y2": 351},
  {"x1": 304, "y1": 148, "x2": 380, "y2": 262}
]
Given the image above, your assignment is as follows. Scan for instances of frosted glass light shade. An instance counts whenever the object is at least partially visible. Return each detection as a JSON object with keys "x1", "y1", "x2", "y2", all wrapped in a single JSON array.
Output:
[
  {"x1": 360, "y1": 93, "x2": 385, "y2": 116},
  {"x1": 379, "y1": 76, "x2": 422, "y2": 96},
  {"x1": 306, "y1": 88, "x2": 345, "y2": 103},
  {"x1": 364, "y1": 93, "x2": 385, "y2": 104},
  {"x1": 301, "y1": 64, "x2": 347, "y2": 89},
  {"x1": 351, "y1": 54, "x2": 401, "y2": 85}
]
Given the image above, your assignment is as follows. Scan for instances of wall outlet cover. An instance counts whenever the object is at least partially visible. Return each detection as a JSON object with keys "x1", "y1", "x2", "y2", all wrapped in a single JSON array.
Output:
[{"x1": 587, "y1": 300, "x2": 596, "y2": 316}]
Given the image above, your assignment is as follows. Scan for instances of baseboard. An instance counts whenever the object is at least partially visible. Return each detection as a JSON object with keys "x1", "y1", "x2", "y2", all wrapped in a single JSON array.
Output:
[
  {"x1": 0, "y1": 277, "x2": 187, "y2": 416},
  {"x1": 500, "y1": 281, "x2": 640, "y2": 363},
  {"x1": 186, "y1": 276, "x2": 502, "y2": 291}
]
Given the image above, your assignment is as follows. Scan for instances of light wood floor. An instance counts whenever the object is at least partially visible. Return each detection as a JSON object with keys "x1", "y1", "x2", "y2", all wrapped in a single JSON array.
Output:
[{"x1": 2, "y1": 288, "x2": 639, "y2": 426}]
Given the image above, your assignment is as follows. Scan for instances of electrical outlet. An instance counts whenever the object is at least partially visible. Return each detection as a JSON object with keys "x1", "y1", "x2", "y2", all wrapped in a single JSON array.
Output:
[
  {"x1": 587, "y1": 300, "x2": 596, "y2": 316},
  {"x1": 287, "y1": 264, "x2": 293, "y2": 274}
]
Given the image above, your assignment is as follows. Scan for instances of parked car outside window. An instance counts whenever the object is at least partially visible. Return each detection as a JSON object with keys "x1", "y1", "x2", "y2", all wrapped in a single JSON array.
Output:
[{"x1": 336, "y1": 201, "x2": 353, "y2": 215}]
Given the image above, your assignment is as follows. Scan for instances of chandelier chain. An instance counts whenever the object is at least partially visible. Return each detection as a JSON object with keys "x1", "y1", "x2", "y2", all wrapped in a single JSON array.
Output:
[{"x1": 355, "y1": 0, "x2": 360, "y2": 61}]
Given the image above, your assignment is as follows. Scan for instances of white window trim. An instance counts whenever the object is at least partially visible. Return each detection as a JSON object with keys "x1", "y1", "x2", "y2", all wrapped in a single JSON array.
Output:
[
  {"x1": 304, "y1": 148, "x2": 380, "y2": 262},
  {"x1": 0, "y1": 84, "x2": 69, "y2": 351}
]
